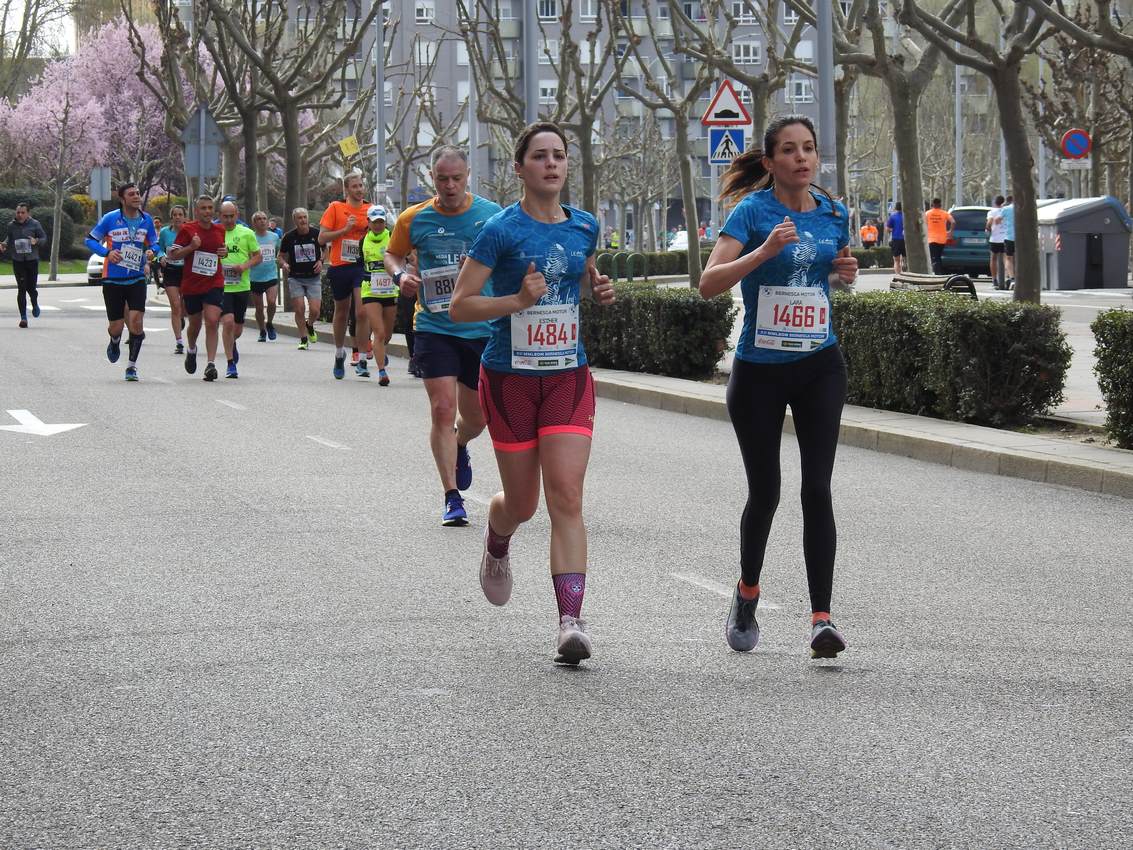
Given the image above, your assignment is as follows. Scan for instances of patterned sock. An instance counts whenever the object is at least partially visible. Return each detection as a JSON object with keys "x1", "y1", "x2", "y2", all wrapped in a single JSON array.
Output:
[
  {"x1": 811, "y1": 610, "x2": 831, "y2": 625},
  {"x1": 486, "y1": 523, "x2": 512, "y2": 558},
  {"x1": 552, "y1": 572, "x2": 586, "y2": 620},
  {"x1": 738, "y1": 580, "x2": 760, "y2": 601}
]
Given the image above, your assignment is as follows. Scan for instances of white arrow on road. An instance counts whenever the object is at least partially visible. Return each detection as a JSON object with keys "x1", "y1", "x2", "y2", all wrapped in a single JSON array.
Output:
[{"x1": 0, "y1": 409, "x2": 86, "y2": 436}]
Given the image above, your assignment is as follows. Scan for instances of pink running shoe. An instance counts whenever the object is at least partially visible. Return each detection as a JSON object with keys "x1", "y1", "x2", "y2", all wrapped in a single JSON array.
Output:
[
  {"x1": 554, "y1": 615, "x2": 592, "y2": 665},
  {"x1": 479, "y1": 527, "x2": 512, "y2": 606}
]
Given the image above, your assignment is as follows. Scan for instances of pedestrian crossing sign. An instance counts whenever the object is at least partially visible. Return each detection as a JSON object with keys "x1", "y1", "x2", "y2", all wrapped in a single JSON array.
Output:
[{"x1": 709, "y1": 127, "x2": 745, "y2": 165}]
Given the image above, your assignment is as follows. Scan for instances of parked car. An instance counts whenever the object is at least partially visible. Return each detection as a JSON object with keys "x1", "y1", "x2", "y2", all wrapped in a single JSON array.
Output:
[
  {"x1": 668, "y1": 230, "x2": 689, "y2": 251},
  {"x1": 940, "y1": 205, "x2": 991, "y2": 277},
  {"x1": 87, "y1": 252, "x2": 104, "y2": 284}
]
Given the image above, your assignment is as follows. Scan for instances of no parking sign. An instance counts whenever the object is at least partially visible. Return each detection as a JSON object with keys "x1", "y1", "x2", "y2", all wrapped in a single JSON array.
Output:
[{"x1": 1060, "y1": 128, "x2": 1091, "y2": 159}]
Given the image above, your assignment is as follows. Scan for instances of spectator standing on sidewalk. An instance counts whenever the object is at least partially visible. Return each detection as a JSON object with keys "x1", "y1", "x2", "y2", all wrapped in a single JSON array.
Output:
[
  {"x1": 1001, "y1": 195, "x2": 1015, "y2": 288},
  {"x1": 986, "y1": 195, "x2": 1007, "y2": 288},
  {"x1": 924, "y1": 198, "x2": 954, "y2": 275},
  {"x1": 859, "y1": 219, "x2": 879, "y2": 248},
  {"x1": 1, "y1": 203, "x2": 48, "y2": 327}
]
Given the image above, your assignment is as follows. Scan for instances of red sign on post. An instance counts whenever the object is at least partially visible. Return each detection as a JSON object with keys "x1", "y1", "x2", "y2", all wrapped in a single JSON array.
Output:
[
  {"x1": 1060, "y1": 128, "x2": 1091, "y2": 159},
  {"x1": 701, "y1": 80, "x2": 752, "y2": 127}
]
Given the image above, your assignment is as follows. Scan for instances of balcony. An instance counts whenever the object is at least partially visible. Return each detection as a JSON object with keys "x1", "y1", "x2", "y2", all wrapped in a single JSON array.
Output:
[{"x1": 490, "y1": 57, "x2": 519, "y2": 78}]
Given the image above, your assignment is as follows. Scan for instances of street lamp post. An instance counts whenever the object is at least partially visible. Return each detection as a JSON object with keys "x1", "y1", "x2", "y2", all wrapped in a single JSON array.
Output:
[
  {"x1": 373, "y1": 1, "x2": 386, "y2": 204},
  {"x1": 815, "y1": 1, "x2": 836, "y2": 182},
  {"x1": 524, "y1": 0, "x2": 538, "y2": 124}
]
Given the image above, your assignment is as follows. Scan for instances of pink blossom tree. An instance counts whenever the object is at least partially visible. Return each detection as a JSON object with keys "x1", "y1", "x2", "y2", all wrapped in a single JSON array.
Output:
[{"x1": 4, "y1": 56, "x2": 108, "y2": 279}]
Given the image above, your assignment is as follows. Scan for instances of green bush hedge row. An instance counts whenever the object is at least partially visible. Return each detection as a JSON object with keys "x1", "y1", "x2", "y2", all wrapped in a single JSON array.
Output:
[
  {"x1": 1091, "y1": 309, "x2": 1133, "y2": 449},
  {"x1": 831, "y1": 291, "x2": 1071, "y2": 427},
  {"x1": 849, "y1": 246, "x2": 895, "y2": 269},
  {"x1": 596, "y1": 247, "x2": 715, "y2": 278},
  {"x1": 0, "y1": 187, "x2": 85, "y2": 224},
  {"x1": 581, "y1": 281, "x2": 737, "y2": 380},
  {"x1": 0, "y1": 207, "x2": 84, "y2": 260}
]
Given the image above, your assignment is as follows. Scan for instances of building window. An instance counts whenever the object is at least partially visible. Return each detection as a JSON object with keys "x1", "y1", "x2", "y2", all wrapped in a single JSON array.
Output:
[
  {"x1": 580, "y1": 0, "x2": 598, "y2": 20},
  {"x1": 497, "y1": 0, "x2": 514, "y2": 19},
  {"x1": 384, "y1": 81, "x2": 392, "y2": 108},
  {"x1": 416, "y1": 1, "x2": 435, "y2": 24},
  {"x1": 616, "y1": 76, "x2": 639, "y2": 99},
  {"x1": 789, "y1": 76, "x2": 814, "y2": 103},
  {"x1": 457, "y1": 80, "x2": 470, "y2": 102},
  {"x1": 538, "y1": 0, "x2": 557, "y2": 21},
  {"x1": 342, "y1": 77, "x2": 358, "y2": 104},
  {"x1": 539, "y1": 37, "x2": 559, "y2": 64},
  {"x1": 539, "y1": 79, "x2": 558, "y2": 103},
  {"x1": 457, "y1": 41, "x2": 469, "y2": 65},
  {"x1": 785, "y1": 6, "x2": 799, "y2": 24},
  {"x1": 732, "y1": 40, "x2": 760, "y2": 64},
  {"x1": 731, "y1": 1, "x2": 757, "y2": 23},
  {"x1": 738, "y1": 85, "x2": 753, "y2": 104},
  {"x1": 415, "y1": 40, "x2": 436, "y2": 67}
]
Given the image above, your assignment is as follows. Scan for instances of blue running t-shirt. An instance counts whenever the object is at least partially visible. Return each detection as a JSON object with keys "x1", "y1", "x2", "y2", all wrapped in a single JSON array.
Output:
[
  {"x1": 387, "y1": 193, "x2": 500, "y2": 340},
  {"x1": 250, "y1": 230, "x2": 281, "y2": 283},
  {"x1": 468, "y1": 202, "x2": 599, "y2": 375},
  {"x1": 86, "y1": 210, "x2": 160, "y2": 282},
  {"x1": 157, "y1": 225, "x2": 184, "y2": 267},
  {"x1": 721, "y1": 188, "x2": 849, "y2": 365},
  {"x1": 886, "y1": 209, "x2": 904, "y2": 241}
]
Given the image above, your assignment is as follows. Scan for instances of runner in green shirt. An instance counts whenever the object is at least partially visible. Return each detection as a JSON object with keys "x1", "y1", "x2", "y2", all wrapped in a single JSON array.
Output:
[
  {"x1": 219, "y1": 201, "x2": 262, "y2": 379},
  {"x1": 361, "y1": 205, "x2": 397, "y2": 386}
]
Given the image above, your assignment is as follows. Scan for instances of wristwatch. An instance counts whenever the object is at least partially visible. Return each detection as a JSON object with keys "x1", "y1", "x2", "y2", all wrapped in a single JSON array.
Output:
[{"x1": 392, "y1": 270, "x2": 404, "y2": 284}]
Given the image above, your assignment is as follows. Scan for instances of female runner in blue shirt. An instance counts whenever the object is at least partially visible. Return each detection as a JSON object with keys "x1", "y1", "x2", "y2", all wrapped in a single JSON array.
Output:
[
  {"x1": 450, "y1": 122, "x2": 616, "y2": 665},
  {"x1": 699, "y1": 116, "x2": 858, "y2": 659}
]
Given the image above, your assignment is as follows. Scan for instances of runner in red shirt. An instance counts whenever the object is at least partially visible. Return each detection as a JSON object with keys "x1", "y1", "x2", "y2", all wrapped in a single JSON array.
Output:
[{"x1": 167, "y1": 195, "x2": 228, "y2": 381}]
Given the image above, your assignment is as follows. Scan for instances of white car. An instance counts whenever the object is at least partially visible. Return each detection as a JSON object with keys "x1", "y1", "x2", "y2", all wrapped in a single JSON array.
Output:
[
  {"x1": 87, "y1": 252, "x2": 104, "y2": 284},
  {"x1": 668, "y1": 230, "x2": 689, "y2": 251}
]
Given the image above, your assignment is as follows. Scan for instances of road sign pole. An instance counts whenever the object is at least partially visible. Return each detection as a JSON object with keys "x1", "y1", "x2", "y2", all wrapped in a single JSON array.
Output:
[{"x1": 198, "y1": 109, "x2": 206, "y2": 197}]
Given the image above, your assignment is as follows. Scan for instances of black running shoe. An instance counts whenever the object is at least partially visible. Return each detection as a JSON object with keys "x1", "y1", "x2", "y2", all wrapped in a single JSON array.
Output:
[
  {"x1": 725, "y1": 584, "x2": 760, "y2": 652},
  {"x1": 184, "y1": 350, "x2": 197, "y2": 374},
  {"x1": 203, "y1": 362, "x2": 218, "y2": 382},
  {"x1": 107, "y1": 337, "x2": 121, "y2": 363},
  {"x1": 810, "y1": 619, "x2": 847, "y2": 659}
]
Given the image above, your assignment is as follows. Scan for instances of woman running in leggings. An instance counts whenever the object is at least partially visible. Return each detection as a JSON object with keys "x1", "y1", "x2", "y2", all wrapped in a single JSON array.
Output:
[
  {"x1": 699, "y1": 116, "x2": 858, "y2": 659},
  {"x1": 450, "y1": 122, "x2": 616, "y2": 665}
]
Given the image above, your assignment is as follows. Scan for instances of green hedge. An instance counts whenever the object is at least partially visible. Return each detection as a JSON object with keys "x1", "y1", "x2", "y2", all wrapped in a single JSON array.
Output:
[
  {"x1": 596, "y1": 247, "x2": 715, "y2": 278},
  {"x1": 832, "y1": 291, "x2": 1070, "y2": 427},
  {"x1": 1091, "y1": 309, "x2": 1133, "y2": 449},
  {"x1": 850, "y1": 246, "x2": 894, "y2": 269},
  {"x1": 581, "y1": 281, "x2": 737, "y2": 380},
  {"x1": 0, "y1": 207, "x2": 82, "y2": 259},
  {"x1": 0, "y1": 187, "x2": 85, "y2": 224}
]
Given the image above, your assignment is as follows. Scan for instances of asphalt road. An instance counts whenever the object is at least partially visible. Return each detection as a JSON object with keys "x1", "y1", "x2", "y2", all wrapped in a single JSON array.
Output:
[{"x1": 2, "y1": 288, "x2": 1131, "y2": 849}]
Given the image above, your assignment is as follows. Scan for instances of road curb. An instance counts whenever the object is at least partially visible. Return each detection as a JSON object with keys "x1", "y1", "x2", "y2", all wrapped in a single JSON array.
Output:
[{"x1": 260, "y1": 311, "x2": 1133, "y2": 501}]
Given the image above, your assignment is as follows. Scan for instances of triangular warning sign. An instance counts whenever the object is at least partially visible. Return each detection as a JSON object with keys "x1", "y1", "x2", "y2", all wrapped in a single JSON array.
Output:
[{"x1": 701, "y1": 80, "x2": 752, "y2": 126}]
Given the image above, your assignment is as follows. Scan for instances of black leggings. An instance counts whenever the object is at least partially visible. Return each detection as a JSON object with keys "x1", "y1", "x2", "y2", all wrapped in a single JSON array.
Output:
[
  {"x1": 13, "y1": 259, "x2": 39, "y2": 317},
  {"x1": 725, "y1": 345, "x2": 847, "y2": 612}
]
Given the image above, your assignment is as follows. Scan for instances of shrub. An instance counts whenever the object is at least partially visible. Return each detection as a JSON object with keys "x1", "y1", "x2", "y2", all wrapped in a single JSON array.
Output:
[
  {"x1": 582, "y1": 281, "x2": 737, "y2": 380},
  {"x1": 1092, "y1": 309, "x2": 1133, "y2": 449},
  {"x1": 71, "y1": 193, "x2": 97, "y2": 224},
  {"x1": 833, "y1": 291, "x2": 1070, "y2": 427},
  {"x1": 146, "y1": 193, "x2": 190, "y2": 221},
  {"x1": 0, "y1": 208, "x2": 14, "y2": 245},
  {"x1": 29, "y1": 207, "x2": 82, "y2": 260},
  {"x1": 849, "y1": 246, "x2": 892, "y2": 269},
  {"x1": 832, "y1": 291, "x2": 936, "y2": 415}
]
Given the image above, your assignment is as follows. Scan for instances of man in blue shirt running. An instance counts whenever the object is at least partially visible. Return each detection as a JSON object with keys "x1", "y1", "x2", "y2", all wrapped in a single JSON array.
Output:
[{"x1": 85, "y1": 182, "x2": 160, "y2": 381}]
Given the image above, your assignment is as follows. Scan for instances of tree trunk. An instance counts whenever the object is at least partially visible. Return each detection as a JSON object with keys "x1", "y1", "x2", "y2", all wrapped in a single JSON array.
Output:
[
  {"x1": 992, "y1": 66, "x2": 1039, "y2": 304},
  {"x1": 50, "y1": 177, "x2": 64, "y2": 282},
  {"x1": 578, "y1": 122, "x2": 595, "y2": 215},
  {"x1": 674, "y1": 117, "x2": 702, "y2": 288},
  {"x1": 889, "y1": 78, "x2": 930, "y2": 274},
  {"x1": 834, "y1": 68, "x2": 857, "y2": 197},
  {"x1": 241, "y1": 108, "x2": 259, "y2": 214},
  {"x1": 257, "y1": 152, "x2": 269, "y2": 214},
  {"x1": 223, "y1": 137, "x2": 241, "y2": 197},
  {"x1": 749, "y1": 79, "x2": 769, "y2": 143}
]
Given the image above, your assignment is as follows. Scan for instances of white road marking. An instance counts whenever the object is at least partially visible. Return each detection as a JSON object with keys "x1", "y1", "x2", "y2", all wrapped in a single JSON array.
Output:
[
  {"x1": 81, "y1": 305, "x2": 105, "y2": 311},
  {"x1": 217, "y1": 399, "x2": 245, "y2": 410},
  {"x1": 143, "y1": 326, "x2": 168, "y2": 333},
  {"x1": 671, "y1": 572, "x2": 781, "y2": 609},
  {"x1": 34, "y1": 305, "x2": 61, "y2": 311},
  {"x1": 306, "y1": 435, "x2": 349, "y2": 450},
  {"x1": 0, "y1": 409, "x2": 86, "y2": 437},
  {"x1": 145, "y1": 305, "x2": 171, "y2": 313},
  {"x1": 60, "y1": 298, "x2": 87, "y2": 303},
  {"x1": 149, "y1": 376, "x2": 172, "y2": 384}
]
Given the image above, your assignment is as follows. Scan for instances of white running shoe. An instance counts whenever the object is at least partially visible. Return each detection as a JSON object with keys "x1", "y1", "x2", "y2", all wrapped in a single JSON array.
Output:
[
  {"x1": 554, "y1": 615, "x2": 592, "y2": 665},
  {"x1": 479, "y1": 527, "x2": 512, "y2": 606}
]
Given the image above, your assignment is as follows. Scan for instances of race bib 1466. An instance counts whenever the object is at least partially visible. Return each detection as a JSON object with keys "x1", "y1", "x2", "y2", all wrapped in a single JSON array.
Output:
[{"x1": 753, "y1": 286, "x2": 831, "y2": 351}]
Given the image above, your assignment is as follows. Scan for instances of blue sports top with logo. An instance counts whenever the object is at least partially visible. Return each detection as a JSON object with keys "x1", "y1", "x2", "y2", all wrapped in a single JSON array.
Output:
[
  {"x1": 86, "y1": 210, "x2": 161, "y2": 282},
  {"x1": 721, "y1": 188, "x2": 849, "y2": 365},
  {"x1": 387, "y1": 193, "x2": 500, "y2": 340},
  {"x1": 468, "y1": 202, "x2": 599, "y2": 375}
]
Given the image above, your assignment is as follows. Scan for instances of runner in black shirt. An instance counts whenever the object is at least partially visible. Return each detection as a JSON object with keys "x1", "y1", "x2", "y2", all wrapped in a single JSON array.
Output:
[{"x1": 279, "y1": 207, "x2": 323, "y2": 349}]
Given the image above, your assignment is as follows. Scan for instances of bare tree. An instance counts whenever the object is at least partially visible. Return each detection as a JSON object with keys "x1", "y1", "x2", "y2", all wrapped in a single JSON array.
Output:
[
  {"x1": 614, "y1": 0, "x2": 722, "y2": 287},
  {"x1": 0, "y1": 0, "x2": 70, "y2": 100},
  {"x1": 897, "y1": 1, "x2": 1056, "y2": 303}
]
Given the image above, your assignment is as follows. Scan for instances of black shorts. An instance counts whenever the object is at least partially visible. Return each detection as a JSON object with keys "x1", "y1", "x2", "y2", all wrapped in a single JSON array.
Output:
[
  {"x1": 414, "y1": 332, "x2": 487, "y2": 390},
  {"x1": 362, "y1": 295, "x2": 398, "y2": 306},
  {"x1": 251, "y1": 279, "x2": 278, "y2": 295},
  {"x1": 184, "y1": 287, "x2": 224, "y2": 315},
  {"x1": 890, "y1": 238, "x2": 906, "y2": 258},
  {"x1": 1004, "y1": 240, "x2": 1015, "y2": 257},
  {"x1": 328, "y1": 264, "x2": 364, "y2": 300},
  {"x1": 102, "y1": 280, "x2": 147, "y2": 320},
  {"x1": 989, "y1": 242, "x2": 1005, "y2": 255},
  {"x1": 163, "y1": 264, "x2": 184, "y2": 287},
  {"x1": 222, "y1": 291, "x2": 250, "y2": 324}
]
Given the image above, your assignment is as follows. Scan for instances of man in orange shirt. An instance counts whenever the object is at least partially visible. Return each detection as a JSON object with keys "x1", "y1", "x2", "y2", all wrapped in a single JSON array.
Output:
[
  {"x1": 859, "y1": 220, "x2": 878, "y2": 248},
  {"x1": 923, "y1": 198, "x2": 954, "y2": 275},
  {"x1": 319, "y1": 170, "x2": 372, "y2": 380}
]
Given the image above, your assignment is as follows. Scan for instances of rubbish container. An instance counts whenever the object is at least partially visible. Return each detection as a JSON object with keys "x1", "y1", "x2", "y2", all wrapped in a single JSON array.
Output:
[{"x1": 1037, "y1": 196, "x2": 1132, "y2": 290}]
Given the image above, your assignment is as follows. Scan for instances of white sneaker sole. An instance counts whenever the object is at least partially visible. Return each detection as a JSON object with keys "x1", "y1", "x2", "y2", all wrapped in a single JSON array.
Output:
[{"x1": 554, "y1": 632, "x2": 592, "y2": 665}]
